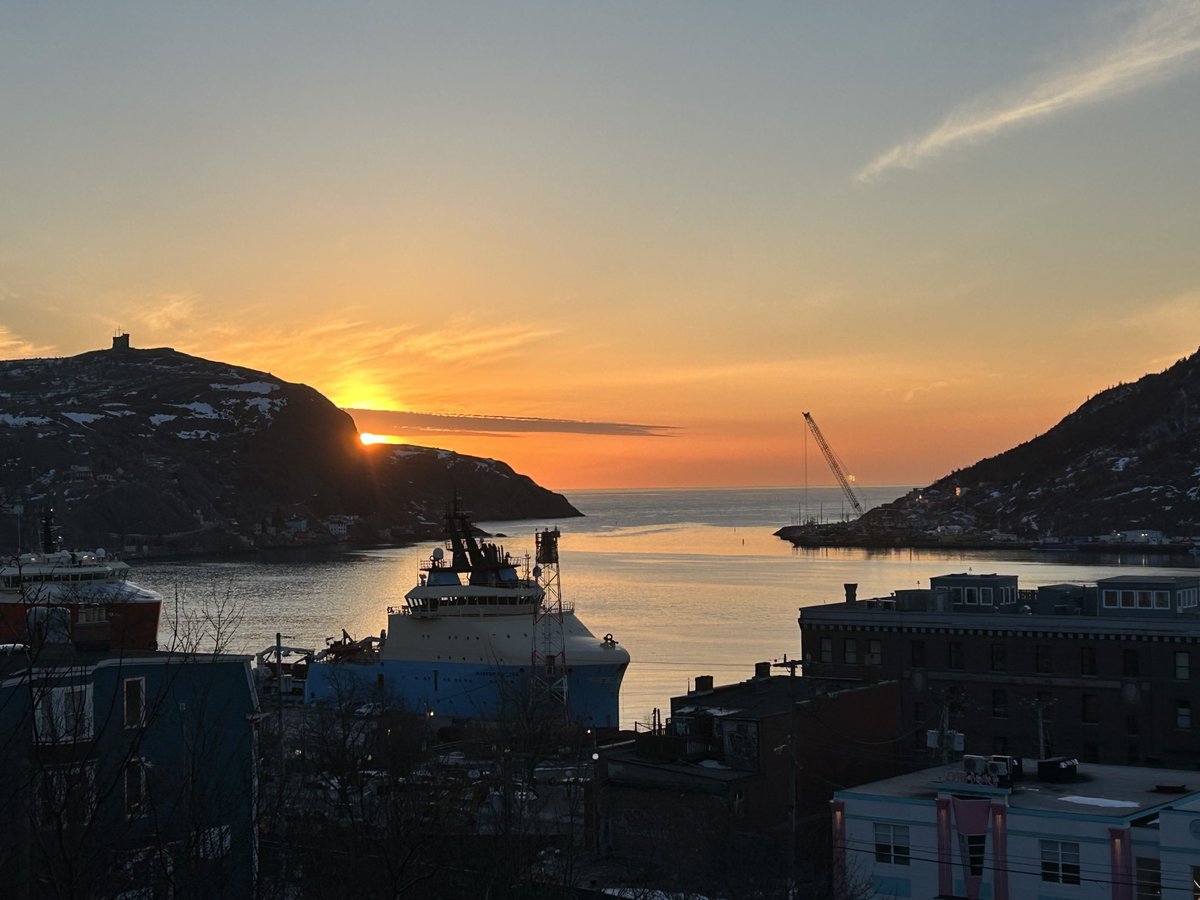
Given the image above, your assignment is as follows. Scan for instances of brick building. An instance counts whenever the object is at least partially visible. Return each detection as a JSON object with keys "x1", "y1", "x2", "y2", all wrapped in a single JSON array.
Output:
[{"x1": 799, "y1": 572, "x2": 1200, "y2": 768}]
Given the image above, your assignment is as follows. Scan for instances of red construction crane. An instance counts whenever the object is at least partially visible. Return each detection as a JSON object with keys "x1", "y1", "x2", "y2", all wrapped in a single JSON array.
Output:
[{"x1": 802, "y1": 412, "x2": 865, "y2": 519}]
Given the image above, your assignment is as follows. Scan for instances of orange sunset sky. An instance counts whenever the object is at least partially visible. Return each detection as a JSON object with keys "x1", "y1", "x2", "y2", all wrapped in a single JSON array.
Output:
[{"x1": 3, "y1": 3, "x2": 1200, "y2": 490}]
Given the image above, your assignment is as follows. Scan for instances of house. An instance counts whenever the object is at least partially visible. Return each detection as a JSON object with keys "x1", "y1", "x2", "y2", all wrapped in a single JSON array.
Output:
[
  {"x1": 833, "y1": 757, "x2": 1200, "y2": 900},
  {"x1": 0, "y1": 642, "x2": 259, "y2": 899}
]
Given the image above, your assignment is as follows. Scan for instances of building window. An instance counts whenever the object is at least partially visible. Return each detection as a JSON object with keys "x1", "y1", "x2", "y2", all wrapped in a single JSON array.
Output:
[
  {"x1": 949, "y1": 642, "x2": 964, "y2": 670},
  {"x1": 1081, "y1": 647, "x2": 1097, "y2": 676},
  {"x1": 965, "y1": 587, "x2": 978, "y2": 605},
  {"x1": 866, "y1": 640, "x2": 882, "y2": 666},
  {"x1": 1155, "y1": 591, "x2": 1170, "y2": 610},
  {"x1": 1176, "y1": 651, "x2": 1190, "y2": 681},
  {"x1": 1036, "y1": 645, "x2": 1052, "y2": 674},
  {"x1": 198, "y1": 825, "x2": 232, "y2": 859},
  {"x1": 980, "y1": 587, "x2": 993, "y2": 606},
  {"x1": 1178, "y1": 700, "x2": 1193, "y2": 730},
  {"x1": 991, "y1": 644, "x2": 1007, "y2": 672},
  {"x1": 951, "y1": 587, "x2": 963, "y2": 604},
  {"x1": 1082, "y1": 694, "x2": 1099, "y2": 724},
  {"x1": 820, "y1": 638, "x2": 833, "y2": 664},
  {"x1": 992, "y1": 689, "x2": 1008, "y2": 718},
  {"x1": 125, "y1": 759, "x2": 148, "y2": 817},
  {"x1": 1135, "y1": 857, "x2": 1160, "y2": 900},
  {"x1": 1121, "y1": 590, "x2": 1135, "y2": 608},
  {"x1": 844, "y1": 639, "x2": 857, "y2": 665},
  {"x1": 38, "y1": 763, "x2": 96, "y2": 827},
  {"x1": 910, "y1": 640, "x2": 925, "y2": 668},
  {"x1": 873, "y1": 823, "x2": 909, "y2": 865},
  {"x1": 124, "y1": 677, "x2": 145, "y2": 729},
  {"x1": 34, "y1": 684, "x2": 94, "y2": 744},
  {"x1": 1123, "y1": 648, "x2": 1140, "y2": 677},
  {"x1": 958, "y1": 834, "x2": 985, "y2": 877},
  {"x1": 1040, "y1": 839, "x2": 1081, "y2": 884},
  {"x1": 1103, "y1": 589, "x2": 1118, "y2": 608}
]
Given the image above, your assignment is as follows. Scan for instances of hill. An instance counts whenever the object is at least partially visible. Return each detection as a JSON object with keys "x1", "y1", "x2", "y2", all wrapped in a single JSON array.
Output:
[
  {"x1": 781, "y1": 348, "x2": 1200, "y2": 546},
  {"x1": 0, "y1": 338, "x2": 579, "y2": 555}
]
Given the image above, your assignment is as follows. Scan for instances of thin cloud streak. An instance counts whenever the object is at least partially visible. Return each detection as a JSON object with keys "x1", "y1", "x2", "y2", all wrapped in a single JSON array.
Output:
[
  {"x1": 858, "y1": 0, "x2": 1200, "y2": 183},
  {"x1": 345, "y1": 408, "x2": 679, "y2": 438}
]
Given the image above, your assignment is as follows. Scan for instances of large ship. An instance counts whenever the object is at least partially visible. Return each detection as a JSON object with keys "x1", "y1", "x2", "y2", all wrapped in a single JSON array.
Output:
[
  {"x1": 304, "y1": 504, "x2": 629, "y2": 727},
  {"x1": 0, "y1": 522, "x2": 162, "y2": 651}
]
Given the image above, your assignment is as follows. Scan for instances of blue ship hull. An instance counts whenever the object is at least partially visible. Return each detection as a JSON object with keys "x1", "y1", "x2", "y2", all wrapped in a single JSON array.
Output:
[{"x1": 305, "y1": 657, "x2": 627, "y2": 728}]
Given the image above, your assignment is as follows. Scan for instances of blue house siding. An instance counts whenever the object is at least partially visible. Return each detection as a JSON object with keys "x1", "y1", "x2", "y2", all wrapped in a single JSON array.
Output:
[{"x1": 0, "y1": 650, "x2": 258, "y2": 899}]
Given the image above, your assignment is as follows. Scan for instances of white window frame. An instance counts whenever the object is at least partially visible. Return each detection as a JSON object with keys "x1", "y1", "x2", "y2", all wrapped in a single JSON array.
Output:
[
  {"x1": 34, "y1": 683, "x2": 94, "y2": 744},
  {"x1": 197, "y1": 824, "x2": 232, "y2": 860},
  {"x1": 873, "y1": 823, "x2": 909, "y2": 866},
  {"x1": 1041, "y1": 839, "x2": 1080, "y2": 884},
  {"x1": 124, "y1": 677, "x2": 146, "y2": 729},
  {"x1": 125, "y1": 758, "x2": 149, "y2": 817},
  {"x1": 39, "y1": 762, "x2": 97, "y2": 827}
]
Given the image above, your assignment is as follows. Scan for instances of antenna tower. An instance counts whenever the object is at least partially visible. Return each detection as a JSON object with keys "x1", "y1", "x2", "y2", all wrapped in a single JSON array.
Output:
[{"x1": 531, "y1": 528, "x2": 569, "y2": 713}]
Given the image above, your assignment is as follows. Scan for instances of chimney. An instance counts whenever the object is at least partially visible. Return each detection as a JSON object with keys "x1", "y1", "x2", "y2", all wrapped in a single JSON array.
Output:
[
  {"x1": 844, "y1": 583, "x2": 858, "y2": 604},
  {"x1": 693, "y1": 675, "x2": 714, "y2": 693},
  {"x1": 754, "y1": 661, "x2": 771, "y2": 679}
]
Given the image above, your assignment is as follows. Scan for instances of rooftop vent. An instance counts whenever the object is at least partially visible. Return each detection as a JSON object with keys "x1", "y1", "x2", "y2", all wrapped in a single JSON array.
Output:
[{"x1": 1153, "y1": 783, "x2": 1188, "y2": 793}]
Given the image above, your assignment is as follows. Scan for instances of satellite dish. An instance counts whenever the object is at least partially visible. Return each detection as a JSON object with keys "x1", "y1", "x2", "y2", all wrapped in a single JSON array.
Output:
[
  {"x1": 95, "y1": 548, "x2": 106, "y2": 558},
  {"x1": 431, "y1": 547, "x2": 444, "y2": 561},
  {"x1": 532, "y1": 566, "x2": 542, "y2": 579}
]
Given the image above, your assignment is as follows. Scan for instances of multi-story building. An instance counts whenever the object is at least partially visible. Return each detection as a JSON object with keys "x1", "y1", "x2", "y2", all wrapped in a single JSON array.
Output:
[
  {"x1": 599, "y1": 662, "x2": 902, "y2": 890},
  {"x1": 799, "y1": 572, "x2": 1200, "y2": 768},
  {"x1": 0, "y1": 641, "x2": 259, "y2": 899},
  {"x1": 832, "y1": 757, "x2": 1200, "y2": 900}
]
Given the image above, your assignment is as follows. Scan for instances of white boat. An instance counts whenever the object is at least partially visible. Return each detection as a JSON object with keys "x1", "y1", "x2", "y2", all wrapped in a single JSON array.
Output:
[
  {"x1": 0, "y1": 547, "x2": 162, "y2": 650},
  {"x1": 306, "y1": 503, "x2": 629, "y2": 727}
]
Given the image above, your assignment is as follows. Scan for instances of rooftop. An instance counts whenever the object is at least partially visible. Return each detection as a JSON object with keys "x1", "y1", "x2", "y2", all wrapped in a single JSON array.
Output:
[{"x1": 838, "y1": 761, "x2": 1200, "y2": 818}]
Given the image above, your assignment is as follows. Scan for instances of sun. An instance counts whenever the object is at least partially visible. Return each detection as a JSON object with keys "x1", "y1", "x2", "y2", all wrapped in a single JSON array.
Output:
[{"x1": 359, "y1": 432, "x2": 387, "y2": 445}]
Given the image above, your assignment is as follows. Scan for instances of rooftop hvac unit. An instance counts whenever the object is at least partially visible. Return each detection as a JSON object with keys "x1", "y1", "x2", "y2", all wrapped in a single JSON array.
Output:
[
  {"x1": 926, "y1": 730, "x2": 939, "y2": 749},
  {"x1": 989, "y1": 755, "x2": 1014, "y2": 775},
  {"x1": 952, "y1": 732, "x2": 965, "y2": 752},
  {"x1": 963, "y1": 754, "x2": 988, "y2": 774},
  {"x1": 1037, "y1": 757, "x2": 1079, "y2": 783}
]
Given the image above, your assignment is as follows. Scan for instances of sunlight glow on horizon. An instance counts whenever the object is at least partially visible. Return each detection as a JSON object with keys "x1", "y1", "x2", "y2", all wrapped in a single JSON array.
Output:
[{"x1": 3, "y1": 3, "x2": 1198, "y2": 491}]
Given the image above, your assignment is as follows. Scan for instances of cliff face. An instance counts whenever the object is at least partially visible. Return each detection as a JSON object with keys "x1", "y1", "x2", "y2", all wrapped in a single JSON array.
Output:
[
  {"x1": 0, "y1": 343, "x2": 579, "y2": 554},
  {"x1": 855, "y1": 348, "x2": 1200, "y2": 540}
]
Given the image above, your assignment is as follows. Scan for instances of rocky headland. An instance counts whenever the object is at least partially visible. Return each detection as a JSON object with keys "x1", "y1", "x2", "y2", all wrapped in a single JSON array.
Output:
[{"x1": 0, "y1": 338, "x2": 579, "y2": 556}]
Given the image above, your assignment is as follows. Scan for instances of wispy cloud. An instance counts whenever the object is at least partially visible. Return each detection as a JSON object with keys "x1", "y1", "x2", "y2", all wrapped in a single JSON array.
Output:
[
  {"x1": 344, "y1": 408, "x2": 678, "y2": 438},
  {"x1": 127, "y1": 292, "x2": 200, "y2": 331},
  {"x1": 0, "y1": 326, "x2": 55, "y2": 359},
  {"x1": 857, "y1": 0, "x2": 1200, "y2": 183}
]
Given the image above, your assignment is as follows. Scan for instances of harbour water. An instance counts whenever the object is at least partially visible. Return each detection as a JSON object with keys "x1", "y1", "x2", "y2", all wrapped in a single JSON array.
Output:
[{"x1": 137, "y1": 485, "x2": 1200, "y2": 729}]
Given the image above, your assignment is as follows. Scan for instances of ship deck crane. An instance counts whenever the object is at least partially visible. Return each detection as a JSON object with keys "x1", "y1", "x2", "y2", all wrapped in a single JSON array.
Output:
[{"x1": 803, "y1": 412, "x2": 865, "y2": 519}]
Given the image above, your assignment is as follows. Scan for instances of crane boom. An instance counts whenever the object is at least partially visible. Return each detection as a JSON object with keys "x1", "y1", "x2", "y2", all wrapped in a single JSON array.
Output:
[{"x1": 802, "y1": 412, "x2": 865, "y2": 518}]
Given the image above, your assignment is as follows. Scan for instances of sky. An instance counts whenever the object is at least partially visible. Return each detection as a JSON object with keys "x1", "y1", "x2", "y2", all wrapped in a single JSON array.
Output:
[{"x1": 2, "y1": 2, "x2": 1199, "y2": 490}]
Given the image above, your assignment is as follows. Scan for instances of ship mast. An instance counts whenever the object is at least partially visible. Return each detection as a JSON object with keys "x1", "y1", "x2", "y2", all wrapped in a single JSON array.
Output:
[{"x1": 531, "y1": 528, "x2": 568, "y2": 715}]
